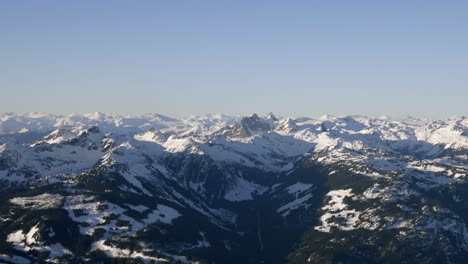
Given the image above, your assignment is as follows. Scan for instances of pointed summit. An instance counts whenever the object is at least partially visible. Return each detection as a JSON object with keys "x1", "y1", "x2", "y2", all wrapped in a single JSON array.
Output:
[
  {"x1": 250, "y1": 113, "x2": 260, "y2": 120},
  {"x1": 266, "y1": 112, "x2": 278, "y2": 121},
  {"x1": 228, "y1": 113, "x2": 272, "y2": 138}
]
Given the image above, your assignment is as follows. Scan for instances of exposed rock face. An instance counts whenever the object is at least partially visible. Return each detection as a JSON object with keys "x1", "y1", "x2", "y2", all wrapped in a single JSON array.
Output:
[{"x1": 228, "y1": 113, "x2": 272, "y2": 138}]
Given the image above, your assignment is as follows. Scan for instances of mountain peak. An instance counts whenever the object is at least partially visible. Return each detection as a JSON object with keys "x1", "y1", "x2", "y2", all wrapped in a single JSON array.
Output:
[
  {"x1": 226, "y1": 114, "x2": 272, "y2": 138},
  {"x1": 266, "y1": 112, "x2": 278, "y2": 121},
  {"x1": 276, "y1": 118, "x2": 298, "y2": 133},
  {"x1": 250, "y1": 113, "x2": 260, "y2": 119}
]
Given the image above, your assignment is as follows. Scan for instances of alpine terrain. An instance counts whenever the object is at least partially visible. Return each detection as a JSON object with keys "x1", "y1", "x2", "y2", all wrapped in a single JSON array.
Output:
[{"x1": 0, "y1": 112, "x2": 467, "y2": 264}]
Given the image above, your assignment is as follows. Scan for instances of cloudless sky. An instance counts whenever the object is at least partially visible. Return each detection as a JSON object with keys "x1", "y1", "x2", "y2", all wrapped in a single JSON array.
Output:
[{"x1": 1, "y1": 0, "x2": 467, "y2": 119}]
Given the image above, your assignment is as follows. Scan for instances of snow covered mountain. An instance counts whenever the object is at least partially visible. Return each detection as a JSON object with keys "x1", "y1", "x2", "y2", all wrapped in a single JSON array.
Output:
[{"x1": 0, "y1": 112, "x2": 467, "y2": 263}]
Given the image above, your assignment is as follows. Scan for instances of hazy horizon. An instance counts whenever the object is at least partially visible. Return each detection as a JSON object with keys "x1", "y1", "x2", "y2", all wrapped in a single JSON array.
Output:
[{"x1": 2, "y1": 111, "x2": 466, "y2": 122}]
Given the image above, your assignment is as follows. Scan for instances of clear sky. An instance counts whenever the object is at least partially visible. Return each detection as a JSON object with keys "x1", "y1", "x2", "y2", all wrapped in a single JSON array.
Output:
[{"x1": 1, "y1": 0, "x2": 467, "y2": 119}]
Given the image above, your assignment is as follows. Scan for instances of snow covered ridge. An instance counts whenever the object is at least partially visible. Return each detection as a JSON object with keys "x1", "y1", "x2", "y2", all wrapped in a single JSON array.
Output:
[
  {"x1": 1, "y1": 112, "x2": 467, "y2": 152},
  {"x1": 0, "y1": 112, "x2": 466, "y2": 136},
  {"x1": 0, "y1": 112, "x2": 234, "y2": 136},
  {"x1": 1, "y1": 112, "x2": 467, "y2": 188}
]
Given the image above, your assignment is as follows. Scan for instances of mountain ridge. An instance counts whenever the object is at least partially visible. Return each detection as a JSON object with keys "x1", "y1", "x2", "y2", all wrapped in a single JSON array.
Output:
[{"x1": 0, "y1": 112, "x2": 467, "y2": 263}]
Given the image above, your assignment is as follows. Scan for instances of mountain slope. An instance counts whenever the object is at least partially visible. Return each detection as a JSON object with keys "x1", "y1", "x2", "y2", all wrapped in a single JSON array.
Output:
[{"x1": 0, "y1": 113, "x2": 467, "y2": 263}]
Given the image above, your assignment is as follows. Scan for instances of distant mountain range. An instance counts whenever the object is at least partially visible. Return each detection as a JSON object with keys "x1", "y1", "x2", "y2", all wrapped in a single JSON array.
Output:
[{"x1": 0, "y1": 112, "x2": 467, "y2": 263}]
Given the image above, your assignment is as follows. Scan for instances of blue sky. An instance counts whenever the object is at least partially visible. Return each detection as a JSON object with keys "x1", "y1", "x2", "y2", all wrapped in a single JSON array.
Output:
[{"x1": 1, "y1": 0, "x2": 467, "y2": 119}]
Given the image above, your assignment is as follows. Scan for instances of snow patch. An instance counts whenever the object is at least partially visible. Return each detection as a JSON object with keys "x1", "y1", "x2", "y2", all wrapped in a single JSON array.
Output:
[
  {"x1": 285, "y1": 182, "x2": 313, "y2": 194},
  {"x1": 10, "y1": 194, "x2": 63, "y2": 209},
  {"x1": 144, "y1": 204, "x2": 181, "y2": 225},
  {"x1": 315, "y1": 189, "x2": 361, "y2": 232},
  {"x1": 224, "y1": 177, "x2": 267, "y2": 202}
]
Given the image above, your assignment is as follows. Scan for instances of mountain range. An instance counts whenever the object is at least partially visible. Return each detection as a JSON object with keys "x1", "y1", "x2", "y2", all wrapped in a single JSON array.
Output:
[{"x1": 0, "y1": 112, "x2": 467, "y2": 264}]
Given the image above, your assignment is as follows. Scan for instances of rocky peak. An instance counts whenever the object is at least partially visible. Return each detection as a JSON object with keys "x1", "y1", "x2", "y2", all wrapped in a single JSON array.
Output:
[
  {"x1": 229, "y1": 114, "x2": 272, "y2": 138},
  {"x1": 275, "y1": 118, "x2": 298, "y2": 133},
  {"x1": 266, "y1": 112, "x2": 278, "y2": 121}
]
